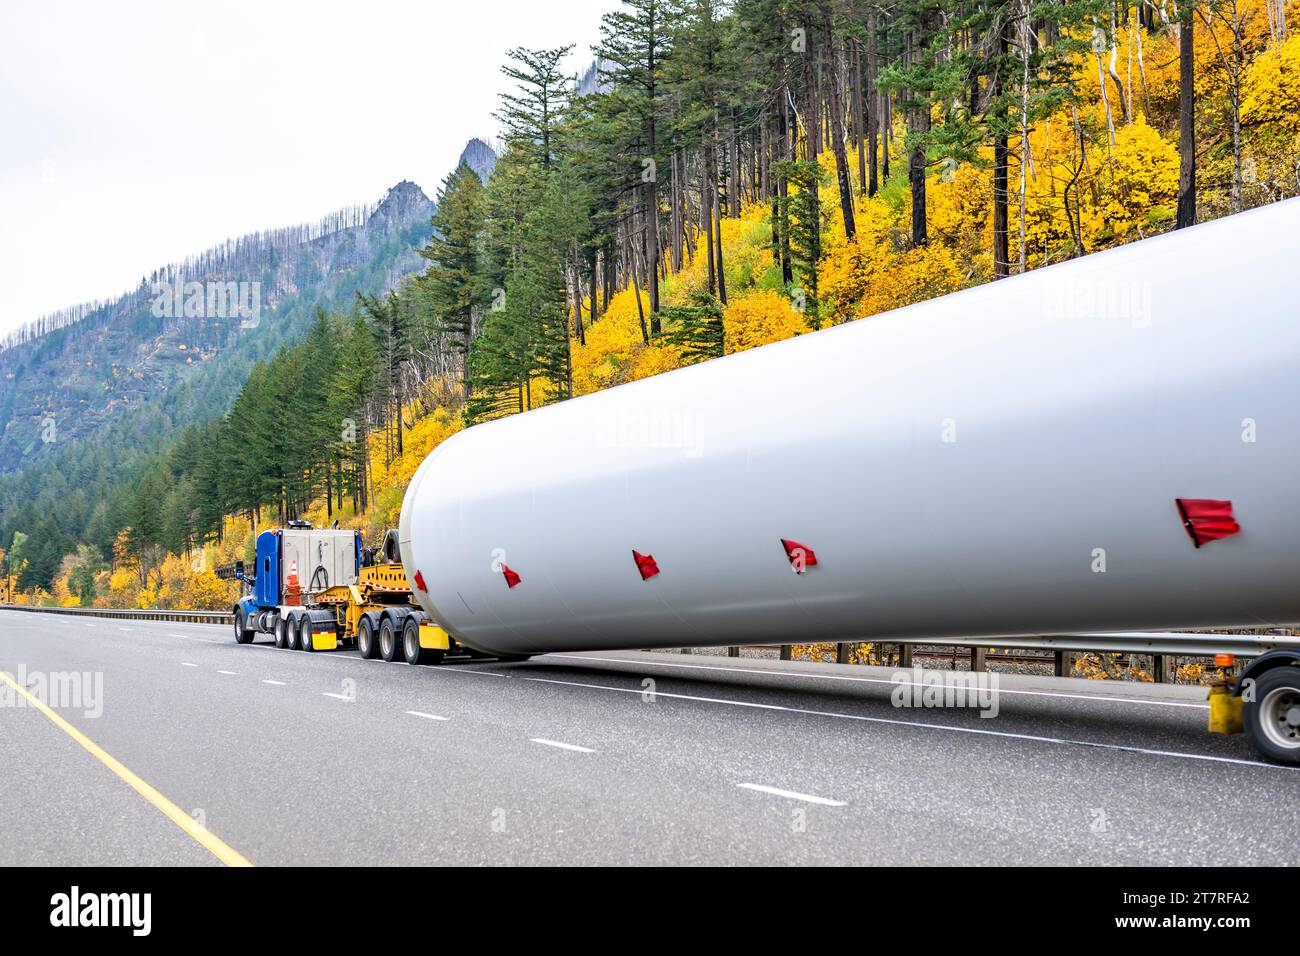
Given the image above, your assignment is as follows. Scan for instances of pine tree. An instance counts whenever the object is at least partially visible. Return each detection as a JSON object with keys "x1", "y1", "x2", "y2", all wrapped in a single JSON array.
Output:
[
  {"x1": 773, "y1": 158, "x2": 826, "y2": 327},
  {"x1": 599, "y1": 0, "x2": 673, "y2": 322},
  {"x1": 419, "y1": 162, "x2": 488, "y2": 398}
]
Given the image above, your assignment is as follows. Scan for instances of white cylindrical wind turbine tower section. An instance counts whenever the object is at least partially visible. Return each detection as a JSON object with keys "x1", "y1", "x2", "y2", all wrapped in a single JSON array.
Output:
[{"x1": 399, "y1": 199, "x2": 1300, "y2": 658}]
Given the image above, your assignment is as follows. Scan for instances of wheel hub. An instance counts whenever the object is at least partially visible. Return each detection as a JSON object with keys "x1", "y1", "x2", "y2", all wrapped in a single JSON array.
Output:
[{"x1": 1262, "y1": 689, "x2": 1300, "y2": 750}]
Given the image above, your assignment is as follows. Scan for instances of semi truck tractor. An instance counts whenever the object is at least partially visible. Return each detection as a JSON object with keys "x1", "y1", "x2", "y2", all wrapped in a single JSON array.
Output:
[{"x1": 229, "y1": 522, "x2": 471, "y2": 664}]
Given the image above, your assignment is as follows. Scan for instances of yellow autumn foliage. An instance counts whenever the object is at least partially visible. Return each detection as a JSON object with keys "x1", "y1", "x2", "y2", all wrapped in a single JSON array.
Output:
[
  {"x1": 723, "y1": 290, "x2": 809, "y2": 353},
  {"x1": 1241, "y1": 34, "x2": 1300, "y2": 140}
]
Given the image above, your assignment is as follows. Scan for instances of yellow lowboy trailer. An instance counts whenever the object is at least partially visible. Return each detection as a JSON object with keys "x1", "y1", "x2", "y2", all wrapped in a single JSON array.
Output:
[{"x1": 312, "y1": 557, "x2": 454, "y2": 663}]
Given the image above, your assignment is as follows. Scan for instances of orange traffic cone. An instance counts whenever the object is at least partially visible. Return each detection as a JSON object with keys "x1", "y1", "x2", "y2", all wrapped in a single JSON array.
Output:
[{"x1": 285, "y1": 560, "x2": 301, "y2": 606}]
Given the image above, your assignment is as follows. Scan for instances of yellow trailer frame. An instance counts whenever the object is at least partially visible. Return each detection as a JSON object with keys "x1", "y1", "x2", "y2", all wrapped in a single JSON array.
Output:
[{"x1": 308, "y1": 562, "x2": 452, "y2": 654}]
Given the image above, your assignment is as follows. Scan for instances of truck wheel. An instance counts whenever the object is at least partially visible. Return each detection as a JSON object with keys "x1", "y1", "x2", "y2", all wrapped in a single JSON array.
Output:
[
  {"x1": 357, "y1": 617, "x2": 378, "y2": 659},
  {"x1": 234, "y1": 608, "x2": 254, "y2": 645},
  {"x1": 286, "y1": 614, "x2": 302, "y2": 651},
  {"x1": 402, "y1": 618, "x2": 443, "y2": 666},
  {"x1": 379, "y1": 617, "x2": 401, "y2": 662},
  {"x1": 275, "y1": 615, "x2": 292, "y2": 649},
  {"x1": 1244, "y1": 667, "x2": 1300, "y2": 765},
  {"x1": 300, "y1": 618, "x2": 315, "y2": 653}
]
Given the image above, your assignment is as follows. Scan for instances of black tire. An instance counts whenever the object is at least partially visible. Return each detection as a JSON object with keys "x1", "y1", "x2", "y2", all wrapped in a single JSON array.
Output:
[
  {"x1": 275, "y1": 615, "x2": 292, "y2": 649},
  {"x1": 357, "y1": 616, "x2": 378, "y2": 659},
  {"x1": 300, "y1": 617, "x2": 315, "y2": 652},
  {"x1": 402, "y1": 618, "x2": 443, "y2": 666},
  {"x1": 286, "y1": 614, "x2": 302, "y2": 651},
  {"x1": 1244, "y1": 667, "x2": 1300, "y2": 765},
  {"x1": 379, "y1": 617, "x2": 401, "y2": 662},
  {"x1": 234, "y1": 608, "x2": 254, "y2": 645}
]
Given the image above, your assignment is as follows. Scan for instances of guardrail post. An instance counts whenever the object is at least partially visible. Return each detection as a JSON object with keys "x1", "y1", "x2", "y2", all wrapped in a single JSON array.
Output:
[
  {"x1": 779, "y1": 645, "x2": 792, "y2": 661},
  {"x1": 728, "y1": 646, "x2": 740, "y2": 658},
  {"x1": 836, "y1": 642, "x2": 850, "y2": 664},
  {"x1": 970, "y1": 646, "x2": 987, "y2": 672},
  {"x1": 1152, "y1": 654, "x2": 1167, "y2": 683},
  {"x1": 898, "y1": 643, "x2": 913, "y2": 668},
  {"x1": 1054, "y1": 651, "x2": 1073, "y2": 677}
]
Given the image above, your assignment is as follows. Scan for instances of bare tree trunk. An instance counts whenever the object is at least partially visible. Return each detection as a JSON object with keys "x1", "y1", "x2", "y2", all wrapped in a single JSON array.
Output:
[
  {"x1": 867, "y1": 10, "x2": 880, "y2": 195},
  {"x1": 1176, "y1": 0, "x2": 1197, "y2": 228},
  {"x1": 715, "y1": 154, "x2": 728, "y2": 304},
  {"x1": 852, "y1": 37, "x2": 867, "y2": 195},
  {"x1": 1018, "y1": 0, "x2": 1032, "y2": 273},
  {"x1": 993, "y1": 11, "x2": 1010, "y2": 278},
  {"x1": 703, "y1": 151, "x2": 716, "y2": 295},
  {"x1": 822, "y1": 6, "x2": 857, "y2": 238}
]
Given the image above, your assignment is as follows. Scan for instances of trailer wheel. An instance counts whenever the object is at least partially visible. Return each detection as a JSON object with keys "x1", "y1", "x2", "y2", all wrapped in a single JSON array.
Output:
[
  {"x1": 402, "y1": 618, "x2": 442, "y2": 666},
  {"x1": 275, "y1": 615, "x2": 292, "y2": 649},
  {"x1": 233, "y1": 608, "x2": 254, "y2": 645},
  {"x1": 300, "y1": 617, "x2": 315, "y2": 653},
  {"x1": 1244, "y1": 667, "x2": 1300, "y2": 765},
  {"x1": 379, "y1": 617, "x2": 401, "y2": 662},
  {"x1": 357, "y1": 616, "x2": 378, "y2": 659},
  {"x1": 286, "y1": 614, "x2": 302, "y2": 651}
]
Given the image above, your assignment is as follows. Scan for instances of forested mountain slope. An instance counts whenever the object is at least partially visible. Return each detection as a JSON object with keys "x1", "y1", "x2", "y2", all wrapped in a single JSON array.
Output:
[
  {"x1": 0, "y1": 180, "x2": 433, "y2": 473},
  {"x1": 0, "y1": 140, "x2": 497, "y2": 588}
]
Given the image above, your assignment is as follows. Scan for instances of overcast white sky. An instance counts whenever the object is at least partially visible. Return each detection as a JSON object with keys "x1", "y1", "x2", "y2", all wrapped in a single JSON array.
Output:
[{"x1": 0, "y1": 0, "x2": 613, "y2": 336}]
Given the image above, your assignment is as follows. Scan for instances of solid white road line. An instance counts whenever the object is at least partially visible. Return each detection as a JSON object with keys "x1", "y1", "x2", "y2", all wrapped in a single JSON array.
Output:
[
  {"x1": 551, "y1": 654, "x2": 1211, "y2": 710},
  {"x1": 530, "y1": 738, "x2": 595, "y2": 753},
  {"x1": 406, "y1": 710, "x2": 449, "y2": 721},
  {"x1": 262, "y1": 679, "x2": 287, "y2": 686},
  {"x1": 77, "y1": 627, "x2": 1267, "y2": 769},
  {"x1": 518, "y1": 674, "x2": 1294, "y2": 771},
  {"x1": 737, "y1": 783, "x2": 846, "y2": 807}
]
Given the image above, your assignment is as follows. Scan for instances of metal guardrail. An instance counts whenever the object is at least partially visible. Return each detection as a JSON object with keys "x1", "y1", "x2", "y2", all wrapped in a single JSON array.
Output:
[
  {"x1": 0, "y1": 604, "x2": 231, "y2": 625},
  {"x1": 879, "y1": 630, "x2": 1300, "y2": 659}
]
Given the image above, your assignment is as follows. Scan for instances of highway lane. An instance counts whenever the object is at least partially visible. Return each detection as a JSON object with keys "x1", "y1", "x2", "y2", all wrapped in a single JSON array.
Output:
[{"x1": 1, "y1": 609, "x2": 1297, "y2": 865}]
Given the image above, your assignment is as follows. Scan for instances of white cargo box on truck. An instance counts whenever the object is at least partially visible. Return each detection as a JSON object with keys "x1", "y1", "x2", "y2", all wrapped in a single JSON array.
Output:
[{"x1": 279, "y1": 528, "x2": 358, "y2": 602}]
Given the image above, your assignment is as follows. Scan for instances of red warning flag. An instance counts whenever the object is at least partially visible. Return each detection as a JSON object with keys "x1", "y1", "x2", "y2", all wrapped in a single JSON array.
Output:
[
  {"x1": 501, "y1": 565, "x2": 522, "y2": 588},
  {"x1": 1176, "y1": 499, "x2": 1241, "y2": 548},
  {"x1": 781, "y1": 539, "x2": 818, "y2": 573},
  {"x1": 632, "y1": 550, "x2": 660, "y2": 580},
  {"x1": 413, "y1": 569, "x2": 427, "y2": 592}
]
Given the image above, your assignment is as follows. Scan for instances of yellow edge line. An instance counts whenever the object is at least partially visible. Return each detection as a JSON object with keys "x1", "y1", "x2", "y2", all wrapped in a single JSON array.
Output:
[{"x1": 0, "y1": 670, "x2": 253, "y2": 867}]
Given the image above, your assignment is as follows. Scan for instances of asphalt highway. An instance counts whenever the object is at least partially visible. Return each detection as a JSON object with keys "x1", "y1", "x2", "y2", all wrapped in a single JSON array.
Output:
[{"x1": 1, "y1": 609, "x2": 1296, "y2": 865}]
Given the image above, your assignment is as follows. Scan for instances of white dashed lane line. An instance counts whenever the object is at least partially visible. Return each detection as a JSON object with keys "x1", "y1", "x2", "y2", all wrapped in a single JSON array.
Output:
[
  {"x1": 322, "y1": 692, "x2": 352, "y2": 701},
  {"x1": 406, "y1": 711, "x2": 449, "y2": 721},
  {"x1": 262, "y1": 680, "x2": 287, "y2": 686},
  {"x1": 737, "y1": 783, "x2": 847, "y2": 807},
  {"x1": 181, "y1": 663, "x2": 198, "y2": 668},
  {"x1": 530, "y1": 738, "x2": 595, "y2": 753},
  {"x1": 216, "y1": 670, "x2": 237, "y2": 676}
]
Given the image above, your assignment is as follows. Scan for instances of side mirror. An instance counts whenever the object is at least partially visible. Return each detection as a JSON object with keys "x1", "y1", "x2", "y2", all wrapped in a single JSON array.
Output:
[{"x1": 235, "y1": 560, "x2": 246, "y2": 577}]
